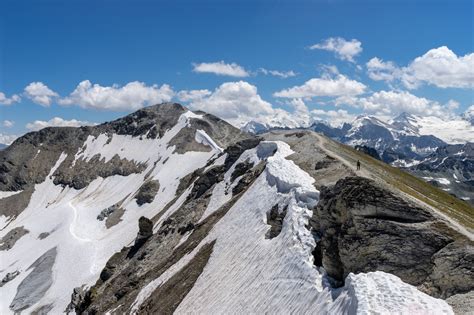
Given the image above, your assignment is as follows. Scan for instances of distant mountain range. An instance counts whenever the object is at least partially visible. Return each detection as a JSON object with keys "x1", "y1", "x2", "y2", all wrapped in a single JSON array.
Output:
[{"x1": 243, "y1": 112, "x2": 474, "y2": 203}]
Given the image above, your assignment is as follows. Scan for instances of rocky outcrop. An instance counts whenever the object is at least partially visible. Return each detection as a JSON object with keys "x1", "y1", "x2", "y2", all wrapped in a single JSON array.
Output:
[
  {"x1": 138, "y1": 241, "x2": 216, "y2": 314},
  {"x1": 102, "y1": 103, "x2": 186, "y2": 138},
  {"x1": 1, "y1": 271, "x2": 20, "y2": 287},
  {"x1": 424, "y1": 241, "x2": 474, "y2": 298},
  {"x1": 265, "y1": 204, "x2": 287, "y2": 239},
  {"x1": 127, "y1": 216, "x2": 154, "y2": 259},
  {"x1": 135, "y1": 180, "x2": 160, "y2": 205},
  {"x1": 0, "y1": 226, "x2": 29, "y2": 251},
  {"x1": 66, "y1": 287, "x2": 86, "y2": 314},
  {"x1": 0, "y1": 127, "x2": 88, "y2": 191},
  {"x1": 311, "y1": 176, "x2": 474, "y2": 298},
  {"x1": 54, "y1": 154, "x2": 146, "y2": 190},
  {"x1": 230, "y1": 160, "x2": 254, "y2": 182},
  {"x1": 97, "y1": 205, "x2": 119, "y2": 221},
  {"x1": 189, "y1": 166, "x2": 225, "y2": 199},
  {"x1": 223, "y1": 138, "x2": 262, "y2": 170}
]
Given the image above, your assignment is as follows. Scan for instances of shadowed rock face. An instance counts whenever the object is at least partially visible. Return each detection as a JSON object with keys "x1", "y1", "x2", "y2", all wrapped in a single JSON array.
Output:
[
  {"x1": 10, "y1": 247, "x2": 57, "y2": 312},
  {"x1": 54, "y1": 154, "x2": 146, "y2": 190},
  {"x1": 311, "y1": 176, "x2": 474, "y2": 298},
  {"x1": 0, "y1": 127, "x2": 89, "y2": 191}
]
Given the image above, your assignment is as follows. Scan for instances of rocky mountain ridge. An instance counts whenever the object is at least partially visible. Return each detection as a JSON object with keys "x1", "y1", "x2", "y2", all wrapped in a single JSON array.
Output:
[
  {"x1": 0, "y1": 104, "x2": 472, "y2": 314},
  {"x1": 243, "y1": 112, "x2": 474, "y2": 204}
]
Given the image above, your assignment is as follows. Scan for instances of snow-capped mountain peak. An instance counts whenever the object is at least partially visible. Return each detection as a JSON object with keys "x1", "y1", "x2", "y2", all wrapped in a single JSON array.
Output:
[{"x1": 390, "y1": 112, "x2": 420, "y2": 136}]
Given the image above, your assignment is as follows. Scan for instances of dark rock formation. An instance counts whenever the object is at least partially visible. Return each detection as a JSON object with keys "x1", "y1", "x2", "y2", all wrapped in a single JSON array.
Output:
[
  {"x1": 168, "y1": 127, "x2": 213, "y2": 154},
  {"x1": 135, "y1": 180, "x2": 160, "y2": 205},
  {"x1": 66, "y1": 287, "x2": 85, "y2": 314},
  {"x1": 0, "y1": 127, "x2": 88, "y2": 191},
  {"x1": 0, "y1": 187, "x2": 34, "y2": 221},
  {"x1": 190, "y1": 166, "x2": 225, "y2": 199},
  {"x1": 223, "y1": 138, "x2": 261, "y2": 171},
  {"x1": 97, "y1": 205, "x2": 119, "y2": 221},
  {"x1": 265, "y1": 204, "x2": 288, "y2": 239},
  {"x1": 103, "y1": 103, "x2": 185, "y2": 138},
  {"x1": 38, "y1": 232, "x2": 50, "y2": 240},
  {"x1": 127, "y1": 216, "x2": 154, "y2": 257},
  {"x1": 54, "y1": 154, "x2": 146, "y2": 190},
  {"x1": 230, "y1": 160, "x2": 254, "y2": 182},
  {"x1": 424, "y1": 241, "x2": 474, "y2": 298},
  {"x1": 0, "y1": 226, "x2": 29, "y2": 251},
  {"x1": 1, "y1": 270, "x2": 20, "y2": 287},
  {"x1": 311, "y1": 176, "x2": 474, "y2": 298},
  {"x1": 137, "y1": 217, "x2": 153, "y2": 240}
]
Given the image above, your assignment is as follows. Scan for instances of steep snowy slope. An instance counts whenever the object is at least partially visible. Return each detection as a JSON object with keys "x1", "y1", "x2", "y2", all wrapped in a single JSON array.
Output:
[
  {"x1": 0, "y1": 103, "x2": 247, "y2": 314},
  {"x1": 1, "y1": 104, "x2": 472, "y2": 314},
  {"x1": 72, "y1": 138, "x2": 457, "y2": 315}
]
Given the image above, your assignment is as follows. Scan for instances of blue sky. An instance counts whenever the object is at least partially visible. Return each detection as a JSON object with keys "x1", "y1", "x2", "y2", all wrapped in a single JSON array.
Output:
[{"x1": 0, "y1": 0, "x2": 473, "y2": 143}]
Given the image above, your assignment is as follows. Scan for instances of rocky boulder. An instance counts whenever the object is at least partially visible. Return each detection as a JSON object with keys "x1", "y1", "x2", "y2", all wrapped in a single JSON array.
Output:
[{"x1": 311, "y1": 176, "x2": 474, "y2": 298}]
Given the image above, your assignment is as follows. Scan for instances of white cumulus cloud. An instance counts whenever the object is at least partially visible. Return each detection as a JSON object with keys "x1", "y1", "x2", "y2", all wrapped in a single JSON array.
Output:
[
  {"x1": 192, "y1": 61, "x2": 249, "y2": 77},
  {"x1": 177, "y1": 89, "x2": 212, "y2": 102},
  {"x1": 366, "y1": 57, "x2": 400, "y2": 82},
  {"x1": 273, "y1": 75, "x2": 366, "y2": 99},
  {"x1": 0, "y1": 133, "x2": 18, "y2": 145},
  {"x1": 188, "y1": 81, "x2": 274, "y2": 126},
  {"x1": 310, "y1": 37, "x2": 363, "y2": 62},
  {"x1": 367, "y1": 47, "x2": 474, "y2": 89},
  {"x1": 59, "y1": 80, "x2": 174, "y2": 111},
  {"x1": 337, "y1": 90, "x2": 455, "y2": 119},
  {"x1": 26, "y1": 117, "x2": 96, "y2": 131},
  {"x1": 259, "y1": 68, "x2": 296, "y2": 78},
  {"x1": 0, "y1": 92, "x2": 21, "y2": 105},
  {"x1": 2, "y1": 120, "x2": 14, "y2": 128},
  {"x1": 24, "y1": 82, "x2": 59, "y2": 107},
  {"x1": 311, "y1": 108, "x2": 356, "y2": 127}
]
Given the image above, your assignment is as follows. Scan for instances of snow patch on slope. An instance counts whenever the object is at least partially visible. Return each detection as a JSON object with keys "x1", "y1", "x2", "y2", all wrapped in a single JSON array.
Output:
[{"x1": 195, "y1": 129, "x2": 223, "y2": 152}]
